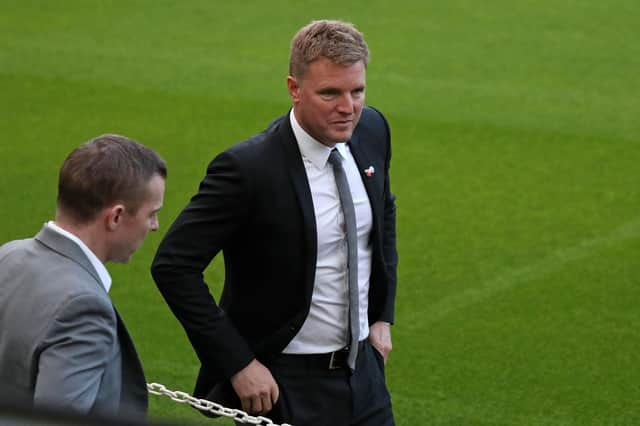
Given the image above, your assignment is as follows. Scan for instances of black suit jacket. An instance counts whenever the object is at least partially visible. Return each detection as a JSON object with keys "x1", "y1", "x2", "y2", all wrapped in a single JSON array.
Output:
[{"x1": 151, "y1": 106, "x2": 398, "y2": 398}]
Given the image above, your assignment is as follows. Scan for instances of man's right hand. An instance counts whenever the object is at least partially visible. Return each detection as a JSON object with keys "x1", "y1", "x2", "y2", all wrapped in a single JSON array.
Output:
[{"x1": 230, "y1": 358, "x2": 279, "y2": 415}]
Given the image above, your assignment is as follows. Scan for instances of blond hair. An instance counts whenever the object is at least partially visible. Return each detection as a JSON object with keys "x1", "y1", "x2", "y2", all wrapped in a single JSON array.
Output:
[{"x1": 289, "y1": 20, "x2": 369, "y2": 79}]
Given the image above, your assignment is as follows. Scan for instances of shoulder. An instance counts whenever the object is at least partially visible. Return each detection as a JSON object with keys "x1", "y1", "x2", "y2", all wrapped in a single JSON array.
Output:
[
  {"x1": 356, "y1": 106, "x2": 391, "y2": 143},
  {"x1": 229, "y1": 114, "x2": 289, "y2": 158},
  {"x1": 0, "y1": 237, "x2": 57, "y2": 282},
  {"x1": 360, "y1": 105, "x2": 388, "y2": 123},
  {"x1": 0, "y1": 247, "x2": 115, "y2": 352},
  {"x1": 0, "y1": 237, "x2": 36, "y2": 257},
  {"x1": 1, "y1": 239, "x2": 111, "y2": 316},
  {"x1": 206, "y1": 113, "x2": 290, "y2": 171}
]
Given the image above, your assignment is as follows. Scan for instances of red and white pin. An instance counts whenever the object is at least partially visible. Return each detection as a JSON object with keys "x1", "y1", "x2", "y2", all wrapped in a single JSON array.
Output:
[{"x1": 364, "y1": 166, "x2": 375, "y2": 177}]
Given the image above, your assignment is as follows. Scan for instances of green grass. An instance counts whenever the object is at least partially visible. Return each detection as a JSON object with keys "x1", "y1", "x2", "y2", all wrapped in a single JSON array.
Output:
[{"x1": 1, "y1": 1, "x2": 639, "y2": 424}]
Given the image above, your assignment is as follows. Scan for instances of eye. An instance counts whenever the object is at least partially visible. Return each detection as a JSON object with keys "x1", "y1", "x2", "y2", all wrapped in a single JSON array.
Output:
[
  {"x1": 352, "y1": 88, "x2": 365, "y2": 98},
  {"x1": 318, "y1": 89, "x2": 340, "y2": 99}
]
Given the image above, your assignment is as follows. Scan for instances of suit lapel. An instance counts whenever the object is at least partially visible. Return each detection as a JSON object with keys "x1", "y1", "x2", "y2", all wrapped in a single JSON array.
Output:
[
  {"x1": 275, "y1": 119, "x2": 381, "y2": 256},
  {"x1": 37, "y1": 225, "x2": 148, "y2": 416},
  {"x1": 277, "y1": 115, "x2": 317, "y2": 240},
  {"x1": 114, "y1": 308, "x2": 148, "y2": 414},
  {"x1": 35, "y1": 225, "x2": 103, "y2": 288},
  {"x1": 348, "y1": 134, "x2": 382, "y2": 224},
  {"x1": 275, "y1": 116, "x2": 318, "y2": 295}
]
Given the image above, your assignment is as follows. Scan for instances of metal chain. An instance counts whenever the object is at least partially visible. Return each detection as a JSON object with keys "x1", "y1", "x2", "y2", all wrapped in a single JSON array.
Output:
[{"x1": 147, "y1": 382, "x2": 293, "y2": 426}]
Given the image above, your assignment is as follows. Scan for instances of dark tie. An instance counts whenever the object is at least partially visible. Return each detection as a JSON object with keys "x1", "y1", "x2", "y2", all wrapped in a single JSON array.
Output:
[{"x1": 327, "y1": 149, "x2": 360, "y2": 370}]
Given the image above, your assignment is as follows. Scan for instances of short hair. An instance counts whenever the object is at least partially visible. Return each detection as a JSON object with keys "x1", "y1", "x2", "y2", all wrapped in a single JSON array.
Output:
[
  {"x1": 289, "y1": 20, "x2": 370, "y2": 79},
  {"x1": 57, "y1": 134, "x2": 167, "y2": 223}
]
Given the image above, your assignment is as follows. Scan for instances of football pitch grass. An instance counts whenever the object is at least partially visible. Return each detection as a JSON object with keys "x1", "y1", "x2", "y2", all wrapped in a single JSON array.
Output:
[{"x1": 1, "y1": 1, "x2": 639, "y2": 424}]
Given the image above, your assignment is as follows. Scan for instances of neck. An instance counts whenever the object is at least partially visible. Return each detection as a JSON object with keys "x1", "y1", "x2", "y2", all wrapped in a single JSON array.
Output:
[
  {"x1": 54, "y1": 214, "x2": 109, "y2": 263},
  {"x1": 291, "y1": 108, "x2": 338, "y2": 148}
]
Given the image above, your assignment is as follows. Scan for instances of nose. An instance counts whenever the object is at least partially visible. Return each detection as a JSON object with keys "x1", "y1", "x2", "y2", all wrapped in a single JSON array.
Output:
[
  {"x1": 150, "y1": 216, "x2": 159, "y2": 232},
  {"x1": 336, "y1": 93, "x2": 354, "y2": 113}
]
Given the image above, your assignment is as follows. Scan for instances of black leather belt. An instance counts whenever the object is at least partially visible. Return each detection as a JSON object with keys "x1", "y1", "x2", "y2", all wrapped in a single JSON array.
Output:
[{"x1": 274, "y1": 340, "x2": 367, "y2": 370}]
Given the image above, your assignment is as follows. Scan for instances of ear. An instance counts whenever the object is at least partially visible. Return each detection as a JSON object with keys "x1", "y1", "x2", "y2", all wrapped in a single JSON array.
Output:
[
  {"x1": 287, "y1": 76, "x2": 301, "y2": 104},
  {"x1": 105, "y1": 204, "x2": 126, "y2": 231}
]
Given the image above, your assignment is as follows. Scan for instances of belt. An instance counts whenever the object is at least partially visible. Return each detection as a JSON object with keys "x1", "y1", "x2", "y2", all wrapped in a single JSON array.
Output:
[{"x1": 274, "y1": 340, "x2": 367, "y2": 370}]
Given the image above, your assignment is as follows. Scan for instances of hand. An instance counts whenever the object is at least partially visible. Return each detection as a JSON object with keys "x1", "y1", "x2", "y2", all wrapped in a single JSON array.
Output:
[
  {"x1": 368, "y1": 321, "x2": 392, "y2": 364},
  {"x1": 230, "y1": 359, "x2": 279, "y2": 415}
]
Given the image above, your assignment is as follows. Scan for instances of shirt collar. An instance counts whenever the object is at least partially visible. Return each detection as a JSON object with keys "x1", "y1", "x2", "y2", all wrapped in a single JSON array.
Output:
[
  {"x1": 46, "y1": 221, "x2": 112, "y2": 292},
  {"x1": 290, "y1": 109, "x2": 348, "y2": 169}
]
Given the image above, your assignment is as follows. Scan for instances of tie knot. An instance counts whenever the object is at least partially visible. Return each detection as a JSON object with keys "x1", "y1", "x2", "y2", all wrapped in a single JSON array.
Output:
[{"x1": 327, "y1": 149, "x2": 343, "y2": 167}]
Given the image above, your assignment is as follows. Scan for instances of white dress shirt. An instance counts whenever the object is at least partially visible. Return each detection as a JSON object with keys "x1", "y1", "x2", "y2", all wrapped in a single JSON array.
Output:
[
  {"x1": 46, "y1": 221, "x2": 112, "y2": 293},
  {"x1": 283, "y1": 110, "x2": 373, "y2": 354}
]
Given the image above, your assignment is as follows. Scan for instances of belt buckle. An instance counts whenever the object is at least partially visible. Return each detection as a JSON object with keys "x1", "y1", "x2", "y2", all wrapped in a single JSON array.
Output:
[{"x1": 328, "y1": 351, "x2": 340, "y2": 370}]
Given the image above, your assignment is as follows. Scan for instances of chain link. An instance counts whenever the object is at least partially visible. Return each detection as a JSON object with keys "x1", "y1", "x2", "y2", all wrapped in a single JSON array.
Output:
[{"x1": 147, "y1": 382, "x2": 293, "y2": 426}]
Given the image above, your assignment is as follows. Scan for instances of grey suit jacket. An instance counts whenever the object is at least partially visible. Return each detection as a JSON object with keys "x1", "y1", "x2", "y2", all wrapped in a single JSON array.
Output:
[{"x1": 0, "y1": 225, "x2": 147, "y2": 420}]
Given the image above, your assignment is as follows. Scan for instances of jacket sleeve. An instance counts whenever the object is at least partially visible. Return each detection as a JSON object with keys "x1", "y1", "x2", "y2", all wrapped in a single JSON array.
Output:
[
  {"x1": 151, "y1": 150, "x2": 255, "y2": 380},
  {"x1": 379, "y1": 110, "x2": 399, "y2": 324},
  {"x1": 34, "y1": 293, "x2": 117, "y2": 414}
]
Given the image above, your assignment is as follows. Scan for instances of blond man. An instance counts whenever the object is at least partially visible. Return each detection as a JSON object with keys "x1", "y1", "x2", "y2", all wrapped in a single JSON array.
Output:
[{"x1": 153, "y1": 20, "x2": 397, "y2": 425}]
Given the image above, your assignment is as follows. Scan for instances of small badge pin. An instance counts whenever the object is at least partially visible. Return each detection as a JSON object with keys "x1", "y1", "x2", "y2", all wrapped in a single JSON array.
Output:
[{"x1": 364, "y1": 166, "x2": 375, "y2": 177}]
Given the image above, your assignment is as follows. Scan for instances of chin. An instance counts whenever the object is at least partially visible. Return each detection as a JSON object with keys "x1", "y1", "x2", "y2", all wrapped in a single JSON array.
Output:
[
  {"x1": 327, "y1": 132, "x2": 352, "y2": 144},
  {"x1": 113, "y1": 251, "x2": 135, "y2": 263},
  {"x1": 339, "y1": 128, "x2": 355, "y2": 139}
]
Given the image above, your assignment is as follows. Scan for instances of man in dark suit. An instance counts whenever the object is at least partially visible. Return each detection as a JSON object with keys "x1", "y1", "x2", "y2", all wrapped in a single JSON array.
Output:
[
  {"x1": 0, "y1": 134, "x2": 166, "y2": 420},
  {"x1": 152, "y1": 20, "x2": 398, "y2": 425}
]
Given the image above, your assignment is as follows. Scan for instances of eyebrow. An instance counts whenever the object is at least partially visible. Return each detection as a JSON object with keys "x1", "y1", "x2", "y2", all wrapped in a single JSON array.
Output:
[
  {"x1": 318, "y1": 88, "x2": 341, "y2": 94},
  {"x1": 318, "y1": 85, "x2": 365, "y2": 94}
]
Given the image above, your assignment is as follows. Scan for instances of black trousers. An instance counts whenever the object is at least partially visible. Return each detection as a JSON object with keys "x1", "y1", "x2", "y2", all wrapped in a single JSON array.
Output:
[{"x1": 260, "y1": 340, "x2": 394, "y2": 426}]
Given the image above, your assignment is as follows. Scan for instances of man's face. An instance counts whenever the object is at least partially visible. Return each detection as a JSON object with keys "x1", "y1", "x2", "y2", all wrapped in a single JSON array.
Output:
[
  {"x1": 288, "y1": 57, "x2": 366, "y2": 147},
  {"x1": 109, "y1": 174, "x2": 165, "y2": 263}
]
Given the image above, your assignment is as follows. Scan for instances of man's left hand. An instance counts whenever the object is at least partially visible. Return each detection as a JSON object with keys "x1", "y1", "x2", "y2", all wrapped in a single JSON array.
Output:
[{"x1": 368, "y1": 321, "x2": 392, "y2": 364}]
